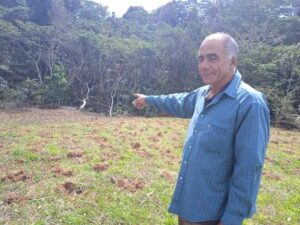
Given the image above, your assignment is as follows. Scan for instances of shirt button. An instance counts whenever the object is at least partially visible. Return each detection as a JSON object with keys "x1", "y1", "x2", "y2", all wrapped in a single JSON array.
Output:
[
  {"x1": 208, "y1": 124, "x2": 211, "y2": 128},
  {"x1": 189, "y1": 145, "x2": 192, "y2": 149},
  {"x1": 184, "y1": 161, "x2": 187, "y2": 165},
  {"x1": 180, "y1": 176, "x2": 183, "y2": 180},
  {"x1": 194, "y1": 129, "x2": 197, "y2": 133},
  {"x1": 200, "y1": 114, "x2": 204, "y2": 118}
]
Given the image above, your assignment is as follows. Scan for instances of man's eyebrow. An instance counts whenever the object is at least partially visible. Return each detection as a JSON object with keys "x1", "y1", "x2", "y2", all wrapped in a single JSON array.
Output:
[{"x1": 198, "y1": 53, "x2": 218, "y2": 58}]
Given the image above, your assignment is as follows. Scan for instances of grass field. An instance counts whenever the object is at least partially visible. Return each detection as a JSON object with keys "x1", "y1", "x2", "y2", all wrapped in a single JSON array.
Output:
[{"x1": 0, "y1": 108, "x2": 299, "y2": 225}]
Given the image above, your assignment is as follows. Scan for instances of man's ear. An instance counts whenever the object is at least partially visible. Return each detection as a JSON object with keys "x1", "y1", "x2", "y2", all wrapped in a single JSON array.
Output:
[{"x1": 230, "y1": 56, "x2": 237, "y2": 69}]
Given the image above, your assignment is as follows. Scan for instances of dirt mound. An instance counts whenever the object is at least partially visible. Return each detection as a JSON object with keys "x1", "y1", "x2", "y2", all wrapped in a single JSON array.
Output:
[
  {"x1": 132, "y1": 142, "x2": 141, "y2": 149},
  {"x1": 51, "y1": 167, "x2": 73, "y2": 177},
  {"x1": 63, "y1": 181, "x2": 84, "y2": 195},
  {"x1": 160, "y1": 170, "x2": 176, "y2": 183},
  {"x1": 148, "y1": 136, "x2": 159, "y2": 142},
  {"x1": 15, "y1": 159, "x2": 24, "y2": 164},
  {"x1": 1, "y1": 170, "x2": 30, "y2": 182},
  {"x1": 263, "y1": 172, "x2": 282, "y2": 180},
  {"x1": 93, "y1": 163, "x2": 109, "y2": 172},
  {"x1": 133, "y1": 149, "x2": 153, "y2": 158},
  {"x1": 111, "y1": 176, "x2": 145, "y2": 192},
  {"x1": 102, "y1": 152, "x2": 121, "y2": 161},
  {"x1": 4, "y1": 193, "x2": 29, "y2": 205},
  {"x1": 67, "y1": 151, "x2": 84, "y2": 158}
]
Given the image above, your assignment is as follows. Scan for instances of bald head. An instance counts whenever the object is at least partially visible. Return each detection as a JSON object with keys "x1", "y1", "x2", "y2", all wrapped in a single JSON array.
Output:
[{"x1": 201, "y1": 32, "x2": 238, "y2": 60}]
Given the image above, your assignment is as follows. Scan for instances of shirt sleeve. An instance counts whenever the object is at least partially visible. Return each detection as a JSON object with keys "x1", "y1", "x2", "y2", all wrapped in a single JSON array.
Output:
[
  {"x1": 221, "y1": 98, "x2": 270, "y2": 225},
  {"x1": 145, "y1": 89, "x2": 199, "y2": 118}
]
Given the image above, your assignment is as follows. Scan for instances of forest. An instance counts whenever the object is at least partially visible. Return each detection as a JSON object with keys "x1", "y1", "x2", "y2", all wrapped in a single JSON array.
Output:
[{"x1": 0, "y1": 0, "x2": 299, "y2": 128}]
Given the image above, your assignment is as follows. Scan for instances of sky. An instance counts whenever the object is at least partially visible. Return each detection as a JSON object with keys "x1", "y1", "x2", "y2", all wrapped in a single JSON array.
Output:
[{"x1": 93, "y1": 0, "x2": 172, "y2": 17}]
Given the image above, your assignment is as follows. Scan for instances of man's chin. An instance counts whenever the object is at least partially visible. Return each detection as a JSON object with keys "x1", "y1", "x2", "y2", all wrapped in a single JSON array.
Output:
[
  {"x1": 201, "y1": 75, "x2": 216, "y2": 84},
  {"x1": 201, "y1": 79, "x2": 214, "y2": 85}
]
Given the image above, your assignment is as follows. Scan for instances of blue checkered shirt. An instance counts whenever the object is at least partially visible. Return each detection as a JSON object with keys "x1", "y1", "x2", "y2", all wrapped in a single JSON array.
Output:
[{"x1": 145, "y1": 71, "x2": 270, "y2": 225}]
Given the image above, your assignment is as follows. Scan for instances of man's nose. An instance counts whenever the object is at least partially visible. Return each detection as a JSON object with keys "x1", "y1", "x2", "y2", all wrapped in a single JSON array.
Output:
[{"x1": 199, "y1": 59, "x2": 210, "y2": 70}]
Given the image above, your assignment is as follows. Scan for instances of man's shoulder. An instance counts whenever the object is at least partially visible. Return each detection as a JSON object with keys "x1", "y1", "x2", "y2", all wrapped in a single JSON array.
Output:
[
  {"x1": 239, "y1": 81, "x2": 260, "y2": 95},
  {"x1": 237, "y1": 81, "x2": 268, "y2": 107}
]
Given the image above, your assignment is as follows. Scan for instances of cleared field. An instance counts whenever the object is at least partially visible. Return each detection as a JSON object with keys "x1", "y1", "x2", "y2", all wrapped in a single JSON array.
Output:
[{"x1": 0, "y1": 108, "x2": 299, "y2": 225}]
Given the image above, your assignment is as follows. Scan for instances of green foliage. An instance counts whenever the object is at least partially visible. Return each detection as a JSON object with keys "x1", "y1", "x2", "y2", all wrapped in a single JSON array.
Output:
[
  {"x1": 123, "y1": 6, "x2": 150, "y2": 25},
  {"x1": 0, "y1": 76, "x2": 9, "y2": 101},
  {"x1": 0, "y1": 77, "x2": 20, "y2": 104},
  {"x1": 40, "y1": 65, "x2": 70, "y2": 106},
  {"x1": 21, "y1": 78, "x2": 41, "y2": 104},
  {"x1": 240, "y1": 43, "x2": 300, "y2": 127},
  {"x1": 78, "y1": 0, "x2": 108, "y2": 21},
  {"x1": 0, "y1": 0, "x2": 299, "y2": 127}
]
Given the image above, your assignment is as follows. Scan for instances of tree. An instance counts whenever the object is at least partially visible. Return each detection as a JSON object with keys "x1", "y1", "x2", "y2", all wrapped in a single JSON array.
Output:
[
  {"x1": 40, "y1": 65, "x2": 70, "y2": 106},
  {"x1": 78, "y1": 1, "x2": 108, "y2": 21},
  {"x1": 123, "y1": 6, "x2": 150, "y2": 25},
  {"x1": 26, "y1": 0, "x2": 52, "y2": 25}
]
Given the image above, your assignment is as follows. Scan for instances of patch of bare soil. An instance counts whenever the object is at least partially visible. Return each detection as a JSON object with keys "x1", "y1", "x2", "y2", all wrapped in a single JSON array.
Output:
[
  {"x1": 171, "y1": 132, "x2": 182, "y2": 141},
  {"x1": 98, "y1": 142, "x2": 113, "y2": 149},
  {"x1": 161, "y1": 149, "x2": 177, "y2": 160},
  {"x1": 101, "y1": 152, "x2": 121, "y2": 161},
  {"x1": 67, "y1": 151, "x2": 84, "y2": 158},
  {"x1": 292, "y1": 168, "x2": 300, "y2": 175},
  {"x1": 157, "y1": 132, "x2": 163, "y2": 137},
  {"x1": 15, "y1": 159, "x2": 25, "y2": 164},
  {"x1": 60, "y1": 137, "x2": 80, "y2": 149},
  {"x1": 263, "y1": 172, "x2": 282, "y2": 180},
  {"x1": 4, "y1": 193, "x2": 29, "y2": 205},
  {"x1": 86, "y1": 135, "x2": 113, "y2": 148},
  {"x1": 1, "y1": 170, "x2": 30, "y2": 182},
  {"x1": 283, "y1": 149, "x2": 295, "y2": 155},
  {"x1": 93, "y1": 163, "x2": 109, "y2": 172},
  {"x1": 148, "y1": 143, "x2": 159, "y2": 150},
  {"x1": 148, "y1": 136, "x2": 159, "y2": 142},
  {"x1": 132, "y1": 142, "x2": 141, "y2": 149},
  {"x1": 51, "y1": 167, "x2": 73, "y2": 177},
  {"x1": 134, "y1": 149, "x2": 153, "y2": 159},
  {"x1": 48, "y1": 156, "x2": 64, "y2": 162},
  {"x1": 265, "y1": 156, "x2": 275, "y2": 164},
  {"x1": 160, "y1": 170, "x2": 176, "y2": 183},
  {"x1": 62, "y1": 181, "x2": 84, "y2": 195},
  {"x1": 110, "y1": 176, "x2": 145, "y2": 192}
]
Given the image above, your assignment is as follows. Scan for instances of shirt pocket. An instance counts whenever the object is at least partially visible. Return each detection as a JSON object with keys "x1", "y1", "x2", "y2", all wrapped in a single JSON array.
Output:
[{"x1": 198, "y1": 122, "x2": 233, "y2": 153}]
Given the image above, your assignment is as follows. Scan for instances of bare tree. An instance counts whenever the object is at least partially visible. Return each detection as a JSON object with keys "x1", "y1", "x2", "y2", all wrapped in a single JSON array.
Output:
[{"x1": 79, "y1": 83, "x2": 94, "y2": 110}]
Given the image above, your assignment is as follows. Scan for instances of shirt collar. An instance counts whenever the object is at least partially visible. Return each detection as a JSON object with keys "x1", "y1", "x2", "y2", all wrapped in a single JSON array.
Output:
[
  {"x1": 223, "y1": 70, "x2": 241, "y2": 98},
  {"x1": 201, "y1": 70, "x2": 241, "y2": 98}
]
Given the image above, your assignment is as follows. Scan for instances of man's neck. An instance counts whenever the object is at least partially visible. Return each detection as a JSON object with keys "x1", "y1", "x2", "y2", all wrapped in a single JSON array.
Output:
[{"x1": 210, "y1": 73, "x2": 235, "y2": 95}]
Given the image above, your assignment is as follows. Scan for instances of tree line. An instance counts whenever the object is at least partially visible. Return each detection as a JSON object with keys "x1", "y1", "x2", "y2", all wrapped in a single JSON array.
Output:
[{"x1": 0, "y1": 0, "x2": 299, "y2": 128}]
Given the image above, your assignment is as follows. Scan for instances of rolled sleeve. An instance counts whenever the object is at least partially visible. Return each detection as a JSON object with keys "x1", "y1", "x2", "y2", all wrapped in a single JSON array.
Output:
[{"x1": 145, "y1": 89, "x2": 199, "y2": 118}]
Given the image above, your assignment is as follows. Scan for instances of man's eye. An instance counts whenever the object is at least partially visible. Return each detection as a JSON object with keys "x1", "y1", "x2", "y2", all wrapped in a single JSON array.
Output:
[
  {"x1": 198, "y1": 57, "x2": 204, "y2": 62},
  {"x1": 208, "y1": 57, "x2": 217, "y2": 61}
]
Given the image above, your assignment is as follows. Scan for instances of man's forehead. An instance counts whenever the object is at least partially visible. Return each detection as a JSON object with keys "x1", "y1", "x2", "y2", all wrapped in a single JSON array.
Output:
[{"x1": 198, "y1": 39, "x2": 225, "y2": 56}]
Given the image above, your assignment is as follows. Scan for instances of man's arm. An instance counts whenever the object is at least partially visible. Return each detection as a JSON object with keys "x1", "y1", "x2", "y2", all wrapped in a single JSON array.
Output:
[
  {"x1": 132, "y1": 89, "x2": 199, "y2": 118},
  {"x1": 221, "y1": 99, "x2": 270, "y2": 225}
]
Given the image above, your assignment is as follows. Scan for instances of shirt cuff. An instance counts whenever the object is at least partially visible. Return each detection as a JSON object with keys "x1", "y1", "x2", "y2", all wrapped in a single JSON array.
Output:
[
  {"x1": 221, "y1": 211, "x2": 244, "y2": 225},
  {"x1": 145, "y1": 96, "x2": 155, "y2": 106}
]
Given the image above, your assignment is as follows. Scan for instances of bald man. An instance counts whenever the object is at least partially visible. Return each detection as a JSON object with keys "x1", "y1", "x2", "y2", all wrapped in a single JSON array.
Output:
[{"x1": 133, "y1": 32, "x2": 270, "y2": 225}]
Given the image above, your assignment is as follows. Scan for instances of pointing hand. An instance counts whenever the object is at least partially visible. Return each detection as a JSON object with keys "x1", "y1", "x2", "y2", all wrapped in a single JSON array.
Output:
[{"x1": 132, "y1": 93, "x2": 146, "y2": 109}]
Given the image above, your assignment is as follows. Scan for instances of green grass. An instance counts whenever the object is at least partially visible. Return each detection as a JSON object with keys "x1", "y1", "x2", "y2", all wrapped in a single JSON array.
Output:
[{"x1": 0, "y1": 108, "x2": 299, "y2": 225}]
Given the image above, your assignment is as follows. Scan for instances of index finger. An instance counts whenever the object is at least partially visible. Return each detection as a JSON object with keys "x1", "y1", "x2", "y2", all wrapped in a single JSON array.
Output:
[{"x1": 134, "y1": 93, "x2": 142, "y2": 98}]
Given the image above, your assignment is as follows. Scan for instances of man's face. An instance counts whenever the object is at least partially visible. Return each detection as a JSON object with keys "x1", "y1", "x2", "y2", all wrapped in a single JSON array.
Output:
[{"x1": 197, "y1": 38, "x2": 236, "y2": 88}]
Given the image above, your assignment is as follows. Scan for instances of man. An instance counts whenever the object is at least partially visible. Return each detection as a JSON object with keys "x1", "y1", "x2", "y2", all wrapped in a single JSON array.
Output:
[{"x1": 132, "y1": 32, "x2": 270, "y2": 225}]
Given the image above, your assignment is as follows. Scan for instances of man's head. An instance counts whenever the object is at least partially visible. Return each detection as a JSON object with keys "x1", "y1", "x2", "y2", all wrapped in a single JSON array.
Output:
[{"x1": 197, "y1": 32, "x2": 238, "y2": 91}]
